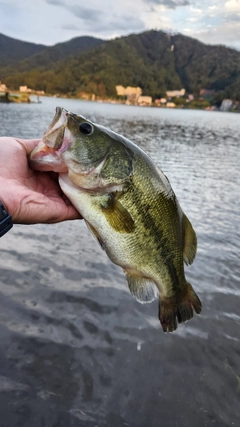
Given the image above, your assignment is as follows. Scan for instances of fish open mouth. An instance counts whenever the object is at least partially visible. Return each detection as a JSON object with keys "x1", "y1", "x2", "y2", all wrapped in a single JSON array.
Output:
[{"x1": 42, "y1": 106, "x2": 67, "y2": 149}]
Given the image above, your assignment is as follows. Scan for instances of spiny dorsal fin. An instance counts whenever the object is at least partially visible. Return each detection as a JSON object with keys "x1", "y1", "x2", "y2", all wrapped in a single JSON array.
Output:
[
  {"x1": 101, "y1": 194, "x2": 135, "y2": 233},
  {"x1": 125, "y1": 273, "x2": 159, "y2": 303},
  {"x1": 182, "y1": 213, "x2": 197, "y2": 265}
]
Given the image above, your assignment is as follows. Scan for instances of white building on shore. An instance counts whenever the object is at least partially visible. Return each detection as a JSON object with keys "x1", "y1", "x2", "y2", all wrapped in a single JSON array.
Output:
[
  {"x1": 0, "y1": 82, "x2": 8, "y2": 92},
  {"x1": 166, "y1": 88, "x2": 185, "y2": 98},
  {"x1": 137, "y1": 96, "x2": 152, "y2": 106}
]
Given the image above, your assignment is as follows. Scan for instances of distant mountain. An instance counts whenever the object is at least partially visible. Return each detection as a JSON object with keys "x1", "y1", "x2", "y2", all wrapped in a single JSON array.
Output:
[
  {"x1": 1, "y1": 30, "x2": 240, "y2": 101},
  {"x1": 0, "y1": 35, "x2": 105, "y2": 74},
  {"x1": 0, "y1": 33, "x2": 45, "y2": 67},
  {"x1": 172, "y1": 33, "x2": 240, "y2": 96}
]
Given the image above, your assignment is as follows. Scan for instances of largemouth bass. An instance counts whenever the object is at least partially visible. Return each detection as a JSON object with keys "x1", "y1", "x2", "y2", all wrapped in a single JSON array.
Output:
[{"x1": 29, "y1": 107, "x2": 202, "y2": 332}]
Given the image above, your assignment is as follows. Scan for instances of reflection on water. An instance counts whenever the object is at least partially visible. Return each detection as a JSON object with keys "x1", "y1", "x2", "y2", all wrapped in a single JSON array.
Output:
[{"x1": 0, "y1": 98, "x2": 239, "y2": 427}]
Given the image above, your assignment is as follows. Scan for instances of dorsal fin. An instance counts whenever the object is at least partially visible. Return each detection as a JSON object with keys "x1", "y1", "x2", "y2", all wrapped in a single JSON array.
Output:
[{"x1": 182, "y1": 213, "x2": 197, "y2": 265}]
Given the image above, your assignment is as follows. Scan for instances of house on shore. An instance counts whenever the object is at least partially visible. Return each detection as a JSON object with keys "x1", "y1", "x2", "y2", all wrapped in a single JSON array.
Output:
[
  {"x1": 19, "y1": 86, "x2": 33, "y2": 93},
  {"x1": 137, "y1": 96, "x2": 152, "y2": 106},
  {"x1": 116, "y1": 85, "x2": 143, "y2": 104},
  {"x1": 166, "y1": 89, "x2": 185, "y2": 98},
  {"x1": 0, "y1": 82, "x2": 8, "y2": 92}
]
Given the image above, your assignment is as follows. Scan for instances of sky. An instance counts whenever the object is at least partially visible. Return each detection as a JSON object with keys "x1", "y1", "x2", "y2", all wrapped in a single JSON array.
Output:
[{"x1": 1, "y1": 0, "x2": 240, "y2": 50}]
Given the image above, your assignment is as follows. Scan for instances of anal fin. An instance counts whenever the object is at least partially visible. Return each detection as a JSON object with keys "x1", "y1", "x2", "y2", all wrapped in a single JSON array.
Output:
[{"x1": 126, "y1": 273, "x2": 159, "y2": 303}]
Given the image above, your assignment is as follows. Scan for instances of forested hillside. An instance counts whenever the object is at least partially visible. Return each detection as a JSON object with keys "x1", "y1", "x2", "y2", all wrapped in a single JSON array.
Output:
[
  {"x1": 0, "y1": 35, "x2": 105, "y2": 73},
  {"x1": 1, "y1": 30, "x2": 240, "y2": 100},
  {"x1": 0, "y1": 33, "x2": 45, "y2": 67}
]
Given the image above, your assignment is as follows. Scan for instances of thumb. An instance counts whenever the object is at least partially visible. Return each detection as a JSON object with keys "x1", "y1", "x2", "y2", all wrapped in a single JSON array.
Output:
[{"x1": 16, "y1": 138, "x2": 41, "y2": 155}]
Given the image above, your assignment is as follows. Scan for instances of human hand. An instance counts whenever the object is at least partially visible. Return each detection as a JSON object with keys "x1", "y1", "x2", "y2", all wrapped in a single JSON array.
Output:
[{"x1": 0, "y1": 137, "x2": 81, "y2": 224}]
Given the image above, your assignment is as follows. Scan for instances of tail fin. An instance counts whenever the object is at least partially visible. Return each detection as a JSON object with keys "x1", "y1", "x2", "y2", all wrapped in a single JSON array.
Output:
[{"x1": 158, "y1": 283, "x2": 202, "y2": 333}]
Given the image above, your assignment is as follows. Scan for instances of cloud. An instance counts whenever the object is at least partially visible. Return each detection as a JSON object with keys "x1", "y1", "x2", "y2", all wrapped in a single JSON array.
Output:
[
  {"x1": 224, "y1": 12, "x2": 240, "y2": 21},
  {"x1": 93, "y1": 14, "x2": 145, "y2": 33},
  {"x1": 188, "y1": 20, "x2": 240, "y2": 50},
  {"x1": 69, "y1": 5, "x2": 104, "y2": 21},
  {"x1": 225, "y1": 0, "x2": 240, "y2": 12},
  {"x1": 45, "y1": 0, "x2": 146, "y2": 37},
  {"x1": 61, "y1": 24, "x2": 81, "y2": 31},
  {"x1": 143, "y1": 0, "x2": 190, "y2": 9},
  {"x1": 61, "y1": 13, "x2": 145, "y2": 36},
  {"x1": 46, "y1": 0, "x2": 65, "y2": 5},
  {"x1": 46, "y1": 0, "x2": 106, "y2": 27}
]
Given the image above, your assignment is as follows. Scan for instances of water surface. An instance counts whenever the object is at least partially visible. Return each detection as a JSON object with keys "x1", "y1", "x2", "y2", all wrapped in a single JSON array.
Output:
[{"x1": 0, "y1": 98, "x2": 239, "y2": 427}]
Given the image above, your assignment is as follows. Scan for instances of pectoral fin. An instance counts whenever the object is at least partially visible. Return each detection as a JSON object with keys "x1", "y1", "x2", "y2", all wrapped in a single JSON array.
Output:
[
  {"x1": 101, "y1": 194, "x2": 135, "y2": 233},
  {"x1": 182, "y1": 213, "x2": 197, "y2": 265}
]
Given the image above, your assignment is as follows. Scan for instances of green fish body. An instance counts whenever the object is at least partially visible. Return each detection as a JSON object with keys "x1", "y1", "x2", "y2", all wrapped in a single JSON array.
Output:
[{"x1": 30, "y1": 107, "x2": 202, "y2": 332}]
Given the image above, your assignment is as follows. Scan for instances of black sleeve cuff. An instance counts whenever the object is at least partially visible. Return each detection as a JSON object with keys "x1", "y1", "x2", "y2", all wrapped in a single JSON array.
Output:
[{"x1": 0, "y1": 201, "x2": 13, "y2": 237}]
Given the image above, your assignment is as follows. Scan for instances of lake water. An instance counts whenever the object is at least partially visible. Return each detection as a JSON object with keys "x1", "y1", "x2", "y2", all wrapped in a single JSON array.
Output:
[{"x1": 0, "y1": 97, "x2": 239, "y2": 427}]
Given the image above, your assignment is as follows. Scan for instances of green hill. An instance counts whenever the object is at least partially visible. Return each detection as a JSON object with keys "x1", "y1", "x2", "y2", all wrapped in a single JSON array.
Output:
[
  {"x1": 0, "y1": 33, "x2": 45, "y2": 67},
  {"x1": 1, "y1": 30, "x2": 240, "y2": 101},
  {"x1": 0, "y1": 35, "x2": 105, "y2": 74},
  {"x1": 172, "y1": 33, "x2": 240, "y2": 97}
]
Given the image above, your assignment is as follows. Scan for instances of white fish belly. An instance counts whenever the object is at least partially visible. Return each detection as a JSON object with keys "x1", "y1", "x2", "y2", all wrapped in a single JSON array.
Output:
[{"x1": 59, "y1": 174, "x2": 134, "y2": 268}]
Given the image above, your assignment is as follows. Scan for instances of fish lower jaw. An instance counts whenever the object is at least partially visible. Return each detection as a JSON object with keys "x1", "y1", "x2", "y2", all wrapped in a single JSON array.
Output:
[
  {"x1": 30, "y1": 156, "x2": 68, "y2": 173},
  {"x1": 60, "y1": 172, "x2": 124, "y2": 194}
]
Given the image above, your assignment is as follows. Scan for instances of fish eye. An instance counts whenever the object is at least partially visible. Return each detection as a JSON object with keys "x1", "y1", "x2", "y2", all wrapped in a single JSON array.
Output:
[{"x1": 79, "y1": 122, "x2": 93, "y2": 135}]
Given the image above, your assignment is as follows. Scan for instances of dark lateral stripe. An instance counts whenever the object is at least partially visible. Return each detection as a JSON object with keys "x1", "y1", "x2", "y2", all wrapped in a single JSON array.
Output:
[{"x1": 121, "y1": 176, "x2": 182, "y2": 294}]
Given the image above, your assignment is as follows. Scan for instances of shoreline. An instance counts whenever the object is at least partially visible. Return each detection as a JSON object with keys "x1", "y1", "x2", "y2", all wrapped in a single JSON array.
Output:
[{"x1": 1, "y1": 92, "x2": 239, "y2": 112}]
